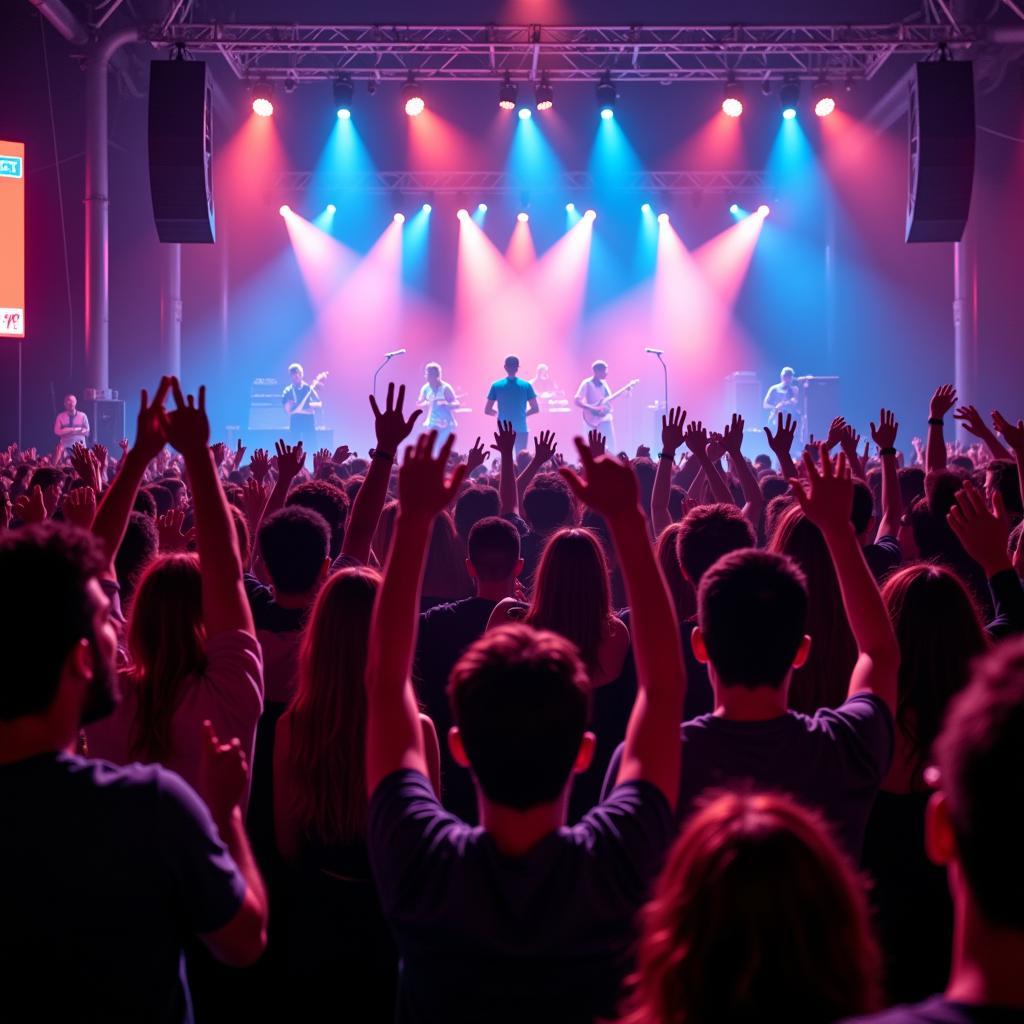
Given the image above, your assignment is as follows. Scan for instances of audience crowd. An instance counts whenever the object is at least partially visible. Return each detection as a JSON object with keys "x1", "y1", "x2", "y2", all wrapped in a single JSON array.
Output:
[{"x1": 2, "y1": 376, "x2": 1024, "y2": 1023}]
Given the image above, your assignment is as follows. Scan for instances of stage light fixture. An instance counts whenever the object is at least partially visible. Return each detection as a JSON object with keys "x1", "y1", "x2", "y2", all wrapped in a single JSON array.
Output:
[
  {"x1": 326, "y1": 203, "x2": 337, "y2": 214},
  {"x1": 722, "y1": 78, "x2": 743, "y2": 118},
  {"x1": 657, "y1": 212, "x2": 669, "y2": 225},
  {"x1": 477, "y1": 203, "x2": 488, "y2": 213},
  {"x1": 641, "y1": 202, "x2": 652, "y2": 213},
  {"x1": 565, "y1": 202, "x2": 576, "y2": 212},
  {"x1": 518, "y1": 107, "x2": 532, "y2": 120},
  {"x1": 584, "y1": 209, "x2": 596, "y2": 221},
  {"x1": 394, "y1": 212, "x2": 405, "y2": 224},
  {"x1": 517, "y1": 212, "x2": 529, "y2": 223},
  {"x1": 812, "y1": 80, "x2": 836, "y2": 117},
  {"x1": 278, "y1": 204, "x2": 290, "y2": 216},
  {"x1": 535, "y1": 74, "x2": 554, "y2": 111},
  {"x1": 422, "y1": 203, "x2": 432, "y2": 213},
  {"x1": 757, "y1": 204, "x2": 770, "y2": 217},
  {"x1": 729, "y1": 203, "x2": 740, "y2": 214},
  {"x1": 333, "y1": 75, "x2": 354, "y2": 119},
  {"x1": 457, "y1": 208, "x2": 469, "y2": 220},
  {"x1": 780, "y1": 79, "x2": 800, "y2": 119},
  {"x1": 402, "y1": 76, "x2": 425, "y2": 117},
  {"x1": 499, "y1": 72, "x2": 518, "y2": 111},
  {"x1": 596, "y1": 72, "x2": 617, "y2": 119},
  {"x1": 251, "y1": 82, "x2": 274, "y2": 117}
]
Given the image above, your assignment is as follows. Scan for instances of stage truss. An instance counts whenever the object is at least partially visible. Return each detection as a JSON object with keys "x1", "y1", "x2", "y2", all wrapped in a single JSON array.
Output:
[{"x1": 150, "y1": 22, "x2": 980, "y2": 85}]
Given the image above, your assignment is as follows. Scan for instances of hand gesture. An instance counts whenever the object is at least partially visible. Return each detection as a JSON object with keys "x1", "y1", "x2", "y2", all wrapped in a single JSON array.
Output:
[
  {"x1": 398, "y1": 432, "x2": 466, "y2": 519},
  {"x1": 788, "y1": 445, "x2": 854, "y2": 536},
  {"x1": 706, "y1": 432, "x2": 726, "y2": 463},
  {"x1": 991, "y1": 410, "x2": 1024, "y2": 453},
  {"x1": 533, "y1": 430, "x2": 558, "y2": 465},
  {"x1": 870, "y1": 409, "x2": 899, "y2": 452},
  {"x1": 332, "y1": 445, "x2": 351, "y2": 465},
  {"x1": 370, "y1": 382, "x2": 422, "y2": 454},
  {"x1": 157, "y1": 508, "x2": 192, "y2": 553},
  {"x1": 764, "y1": 413, "x2": 796, "y2": 460},
  {"x1": 313, "y1": 448, "x2": 332, "y2": 474},
  {"x1": 91, "y1": 444, "x2": 109, "y2": 476},
  {"x1": 210, "y1": 442, "x2": 227, "y2": 467},
  {"x1": 635, "y1": 444, "x2": 652, "y2": 460},
  {"x1": 133, "y1": 378, "x2": 172, "y2": 463},
  {"x1": 838, "y1": 423, "x2": 861, "y2": 455},
  {"x1": 587, "y1": 429, "x2": 606, "y2": 458},
  {"x1": 721, "y1": 413, "x2": 745, "y2": 456},
  {"x1": 241, "y1": 477, "x2": 268, "y2": 529},
  {"x1": 953, "y1": 405, "x2": 988, "y2": 439},
  {"x1": 63, "y1": 486, "x2": 97, "y2": 531},
  {"x1": 274, "y1": 439, "x2": 306, "y2": 483},
  {"x1": 947, "y1": 480, "x2": 1012, "y2": 576},
  {"x1": 559, "y1": 437, "x2": 641, "y2": 522},
  {"x1": 464, "y1": 437, "x2": 487, "y2": 475},
  {"x1": 199, "y1": 721, "x2": 249, "y2": 827},
  {"x1": 929, "y1": 384, "x2": 957, "y2": 421},
  {"x1": 249, "y1": 448, "x2": 270, "y2": 484},
  {"x1": 492, "y1": 420, "x2": 517, "y2": 457},
  {"x1": 826, "y1": 416, "x2": 847, "y2": 450},
  {"x1": 69, "y1": 444, "x2": 102, "y2": 492},
  {"x1": 683, "y1": 420, "x2": 709, "y2": 459},
  {"x1": 159, "y1": 378, "x2": 210, "y2": 458},
  {"x1": 13, "y1": 485, "x2": 48, "y2": 525},
  {"x1": 117, "y1": 438, "x2": 129, "y2": 458},
  {"x1": 233, "y1": 440, "x2": 246, "y2": 469},
  {"x1": 661, "y1": 406, "x2": 686, "y2": 456}
]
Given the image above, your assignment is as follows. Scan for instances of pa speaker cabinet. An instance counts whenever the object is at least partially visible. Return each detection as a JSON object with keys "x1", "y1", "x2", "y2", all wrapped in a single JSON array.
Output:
[
  {"x1": 725, "y1": 371, "x2": 762, "y2": 429},
  {"x1": 148, "y1": 60, "x2": 215, "y2": 243},
  {"x1": 84, "y1": 399, "x2": 126, "y2": 449},
  {"x1": 906, "y1": 61, "x2": 975, "y2": 243}
]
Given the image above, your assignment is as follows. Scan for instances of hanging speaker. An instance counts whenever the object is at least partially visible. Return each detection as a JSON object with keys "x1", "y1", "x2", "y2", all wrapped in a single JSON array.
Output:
[
  {"x1": 906, "y1": 61, "x2": 975, "y2": 243},
  {"x1": 148, "y1": 59, "x2": 215, "y2": 243}
]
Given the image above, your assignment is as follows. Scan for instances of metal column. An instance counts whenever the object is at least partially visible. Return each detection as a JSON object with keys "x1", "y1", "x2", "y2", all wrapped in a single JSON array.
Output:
[
  {"x1": 160, "y1": 243, "x2": 182, "y2": 379},
  {"x1": 952, "y1": 215, "x2": 978, "y2": 446}
]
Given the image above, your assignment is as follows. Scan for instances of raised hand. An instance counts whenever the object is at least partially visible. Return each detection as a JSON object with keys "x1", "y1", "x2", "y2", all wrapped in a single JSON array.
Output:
[
  {"x1": 313, "y1": 448, "x2": 332, "y2": 474},
  {"x1": 162, "y1": 379, "x2": 210, "y2": 457},
  {"x1": 370, "y1": 382, "x2": 422, "y2": 455},
  {"x1": 635, "y1": 444, "x2": 652, "y2": 460},
  {"x1": 721, "y1": 413, "x2": 745, "y2": 456},
  {"x1": 953, "y1": 405, "x2": 988, "y2": 438},
  {"x1": 91, "y1": 444, "x2": 109, "y2": 476},
  {"x1": 560, "y1": 437, "x2": 641, "y2": 521},
  {"x1": 249, "y1": 448, "x2": 270, "y2": 484},
  {"x1": 947, "y1": 480, "x2": 1012, "y2": 576},
  {"x1": 241, "y1": 477, "x2": 268, "y2": 530},
  {"x1": 764, "y1": 412, "x2": 797, "y2": 458},
  {"x1": 491, "y1": 420, "x2": 517, "y2": 457},
  {"x1": 929, "y1": 384, "x2": 957, "y2": 421},
  {"x1": 398, "y1": 431, "x2": 466, "y2": 519},
  {"x1": 587, "y1": 429, "x2": 606, "y2": 458},
  {"x1": 533, "y1": 430, "x2": 558, "y2": 465},
  {"x1": 69, "y1": 444, "x2": 102, "y2": 492},
  {"x1": 660, "y1": 406, "x2": 686, "y2": 456},
  {"x1": 199, "y1": 720, "x2": 249, "y2": 827},
  {"x1": 992, "y1": 410, "x2": 1024, "y2": 453},
  {"x1": 706, "y1": 432, "x2": 726, "y2": 462},
  {"x1": 63, "y1": 486, "x2": 97, "y2": 531},
  {"x1": 274, "y1": 439, "x2": 306, "y2": 483},
  {"x1": 870, "y1": 408, "x2": 899, "y2": 451},
  {"x1": 13, "y1": 485, "x2": 47, "y2": 525},
  {"x1": 210, "y1": 442, "x2": 227, "y2": 467},
  {"x1": 464, "y1": 437, "x2": 487, "y2": 475},
  {"x1": 332, "y1": 445, "x2": 351, "y2": 465},
  {"x1": 788, "y1": 445, "x2": 854, "y2": 536},
  {"x1": 233, "y1": 439, "x2": 246, "y2": 469},
  {"x1": 157, "y1": 508, "x2": 192, "y2": 553},
  {"x1": 117, "y1": 438, "x2": 129, "y2": 459},
  {"x1": 683, "y1": 420, "x2": 709, "y2": 459},
  {"x1": 826, "y1": 416, "x2": 847, "y2": 450}
]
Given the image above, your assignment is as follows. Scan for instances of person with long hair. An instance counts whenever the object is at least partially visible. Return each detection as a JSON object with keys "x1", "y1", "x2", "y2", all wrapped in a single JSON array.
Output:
[
  {"x1": 622, "y1": 791, "x2": 882, "y2": 1024},
  {"x1": 273, "y1": 567, "x2": 440, "y2": 1017}
]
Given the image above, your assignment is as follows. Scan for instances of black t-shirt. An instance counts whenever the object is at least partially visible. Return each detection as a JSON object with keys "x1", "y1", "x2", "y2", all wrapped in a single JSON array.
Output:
[
  {"x1": 843, "y1": 996, "x2": 1024, "y2": 1023},
  {"x1": 863, "y1": 534, "x2": 902, "y2": 583},
  {"x1": 368, "y1": 769, "x2": 674, "y2": 1024}
]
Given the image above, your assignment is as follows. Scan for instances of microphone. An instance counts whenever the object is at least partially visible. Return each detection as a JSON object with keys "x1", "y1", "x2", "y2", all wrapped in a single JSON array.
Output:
[
  {"x1": 644, "y1": 347, "x2": 664, "y2": 355},
  {"x1": 384, "y1": 348, "x2": 407, "y2": 359}
]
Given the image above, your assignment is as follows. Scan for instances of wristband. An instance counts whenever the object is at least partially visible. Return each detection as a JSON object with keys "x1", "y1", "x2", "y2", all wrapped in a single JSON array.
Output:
[
  {"x1": 371, "y1": 449, "x2": 394, "y2": 462},
  {"x1": 658, "y1": 451, "x2": 676, "y2": 461},
  {"x1": 880, "y1": 446, "x2": 897, "y2": 457},
  {"x1": 928, "y1": 418, "x2": 944, "y2": 426}
]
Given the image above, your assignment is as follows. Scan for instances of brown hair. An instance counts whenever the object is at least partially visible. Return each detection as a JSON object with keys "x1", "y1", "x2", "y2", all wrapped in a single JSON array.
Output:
[{"x1": 656, "y1": 522, "x2": 695, "y2": 624}]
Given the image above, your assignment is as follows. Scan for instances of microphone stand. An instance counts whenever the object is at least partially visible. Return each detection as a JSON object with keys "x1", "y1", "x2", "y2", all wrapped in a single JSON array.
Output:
[
  {"x1": 649, "y1": 351, "x2": 668, "y2": 414},
  {"x1": 373, "y1": 353, "x2": 395, "y2": 402}
]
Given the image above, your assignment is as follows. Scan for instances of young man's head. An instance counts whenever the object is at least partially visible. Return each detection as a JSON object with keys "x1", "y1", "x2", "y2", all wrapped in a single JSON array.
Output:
[
  {"x1": 114, "y1": 511, "x2": 159, "y2": 606},
  {"x1": 675, "y1": 503, "x2": 756, "y2": 587},
  {"x1": 984, "y1": 459, "x2": 1023, "y2": 524},
  {"x1": 447, "y1": 624, "x2": 593, "y2": 811},
  {"x1": 466, "y1": 516, "x2": 523, "y2": 592},
  {"x1": 0, "y1": 524, "x2": 118, "y2": 734},
  {"x1": 522, "y1": 475, "x2": 575, "y2": 536},
  {"x1": 504, "y1": 355, "x2": 520, "y2": 378},
  {"x1": 63, "y1": 394, "x2": 77, "y2": 414},
  {"x1": 928, "y1": 638, "x2": 1024, "y2": 936},
  {"x1": 28, "y1": 467, "x2": 64, "y2": 515},
  {"x1": 286, "y1": 479, "x2": 350, "y2": 560},
  {"x1": 592, "y1": 360, "x2": 608, "y2": 381},
  {"x1": 257, "y1": 506, "x2": 330, "y2": 598},
  {"x1": 694, "y1": 549, "x2": 810, "y2": 690},
  {"x1": 850, "y1": 480, "x2": 875, "y2": 542},
  {"x1": 454, "y1": 485, "x2": 501, "y2": 541},
  {"x1": 425, "y1": 362, "x2": 442, "y2": 384},
  {"x1": 780, "y1": 366, "x2": 795, "y2": 386},
  {"x1": 289, "y1": 362, "x2": 304, "y2": 385}
]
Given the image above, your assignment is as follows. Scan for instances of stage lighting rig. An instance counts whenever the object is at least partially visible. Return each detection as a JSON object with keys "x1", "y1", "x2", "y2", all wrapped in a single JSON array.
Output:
[
  {"x1": 333, "y1": 75, "x2": 354, "y2": 119},
  {"x1": 535, "y1": 73, "x2": 554, "y2": 111},
  {"x1": 251, "y1": 81, "x2": 274, "y2": 117},
  {"x1": 499, "y1": 71, "x2": 518, "y2": 111},
  {"x1": 812, "y1": 79, "x2": 836, "y2": 117},
  {"x1": 721, "y1": 77, "x2": 743, "y2": 118},
  {"x1": 402, "y1": 75, "x2": 425, "y2": 117},
  {"x1": 780, "y1": 79, "x2": 800, "y2": 119},
  {"x1": 596, "y1": 72, "x2": 617, "y2": 119}
]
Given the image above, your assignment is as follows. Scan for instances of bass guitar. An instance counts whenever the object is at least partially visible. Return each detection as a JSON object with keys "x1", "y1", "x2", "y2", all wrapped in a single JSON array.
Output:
[
  {"x1": 287, "y1": 371, "x2": 329, "y2": 417},
  {"x1": 582, "y1": 378, "x2": 639, "y2": 428}
]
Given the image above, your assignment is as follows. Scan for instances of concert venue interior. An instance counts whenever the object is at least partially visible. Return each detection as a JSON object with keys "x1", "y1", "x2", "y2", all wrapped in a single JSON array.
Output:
[{"x1": 4, "y1": 1, "x2": 1024, "y2": 454}]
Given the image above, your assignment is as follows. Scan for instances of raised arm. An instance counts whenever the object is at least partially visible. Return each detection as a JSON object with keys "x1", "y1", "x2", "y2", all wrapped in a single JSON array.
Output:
[
  {"x1": 954, "y1": 405, "x2": 1011, "y2": 462},
  {"x1": 527, "y1": 396, "x2": 540, "y2": 418},
  {"x1": 516, "y1": 430, "x2": 557, "y2": 505},
  {"x1": 789, "y1": 447, "x2": 899, "y2": 713},
  {"x1": 365, "y1": 433, "x2": 465, "y2": 794},
  {"x1": 926, "y1": 385, "x2": 956, "y2": 475},
  {"x1": 764, "y1": 412, "x2": 798, "y2": 482},
  {"x1": 561, "y1": 441, "x2": 686, "y2": 808},
  {"x1": 491, "y1": 419, "x2": 518, "y2": 515},
  {"x1": 991, "y1": 410, "x2": 1024, "y2": 514},
  {"x1": 652, "y1": 406, "x2": 686, "y2": 537},
  {"x1": 838, "y1": 424, "x2": 867, "y2": 482},
  {"x1": 684, "y1": 421, "x2": 734, "y2": 506},
  {"x1": 260, "y1": 440, "x2": 306, "y2": 524},
  {"x1": 342, "y1": 383, "x2": 422, "y2": 565},
  {"x1": 163, "y1": 379, "x2": 253, "y2": 637},
  {"x1": 870, "y1": 408, "x2": 903, "y2": 542},
  {"x1": 721, "y1": 413, "x2": 763, "y2": 528}
]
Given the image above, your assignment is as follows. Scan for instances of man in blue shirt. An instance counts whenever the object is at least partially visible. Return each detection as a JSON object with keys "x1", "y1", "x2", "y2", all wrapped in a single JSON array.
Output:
[{"x1": 485, "y1": 355, "x2": 539, "y2": 454}]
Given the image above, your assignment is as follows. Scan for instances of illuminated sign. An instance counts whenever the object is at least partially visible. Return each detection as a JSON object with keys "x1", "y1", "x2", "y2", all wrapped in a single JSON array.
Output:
[{"x1": 0, "y1": 141, "x2": 25, "y2": 337}]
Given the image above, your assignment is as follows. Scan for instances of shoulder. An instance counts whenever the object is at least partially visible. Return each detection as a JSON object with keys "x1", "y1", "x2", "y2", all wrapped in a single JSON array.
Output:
[
  {"x1": 487, "y1": 598, "x2": 525, "y2": 628},
  {"x1": 575, "y1": 781, "x2": 675, "y2": 868}
]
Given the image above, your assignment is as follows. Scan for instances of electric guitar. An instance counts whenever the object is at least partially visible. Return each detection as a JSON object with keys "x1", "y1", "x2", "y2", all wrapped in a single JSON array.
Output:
[
  {"x1": 582, "y1": 378, "x2": 640, "y2": 428},
  {"x1": 287, "y1": 371, "x2": 329, "y2": 416}
]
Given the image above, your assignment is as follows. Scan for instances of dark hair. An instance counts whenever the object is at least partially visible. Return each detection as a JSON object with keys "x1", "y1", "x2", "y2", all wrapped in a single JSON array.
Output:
[
  {"x1": 467, "y1": 516, "x2": 521, "y2": 582},
  {"x1": 0, "y1": 524, "x2": 107, "y2": 720},
  {"x1": 760, "y1": 474, "x2": 789, "y2": 505},
  {"x1": 623, "y1": 791, "x2": 881, "y2": 1024},
  {"x1": 657, "y1": 523, "x2": 696, "y2": 624},
  {"x1": 898, "y1": 466, "x2": 926, "y2": 508},
  {"x1": 114, "y1": 511, "x2": 159, "y2": 608},
  {"x1": 143, "y1": 484, "x2": 173, "y2": 517},
  {"x1": 423, "y1": 511, "x2": 471, "y2": 600},
  {"x1": 286, "y1": 479, "x2": 350, "y2": 559},
  {"x1": 985, "y1": 459, "x2": 1023, "y2": 521},
  {"x1": 455, "y1": 485, "x2": 501, "y2": 541},
  {"x1": 132, "y1": 488, "x2": 157, "y2": 518},
  {"x1": 448, "y1": 624, "x2": 590, "y2": 811},
  {"x1": 851, "y1": 480, "x2": 874, "y2": 536},
  {"x1": 632, "y1": 458, "x2": 656, "y2": 518},
  {"x1": 698, "y1": 549, "x2": 808, "y2": 689},
  {"x1": 504, "y1": 355, "x2": 520, "y2": 371},
  {"x1": 522, "y1": 474, "x2": 575, "y2": 535},
  {"x1": 161, "y1": 477, "x2": 186, "y2": 503},
  {"x1": 258, "y1": 506, "x2": 330, "y2": 595},
  {"x1": 934, "y1": 638, "x2": 1024, "y2": 929},
  {"x1": 763, "y1": 493, "x2": 795, "y2": 541},
  {"x1": 676, "y1": 503, "x2": 756, "y2": 586},
  {"x1": 343, "y1": 476, "x2": 364, "y2": 506},
  {"x1": 28, "y1": 467, "x2": 63, "y2": 493},
  {"x1": 667, "y1": 485, "x2": 688, "y2": 523}
]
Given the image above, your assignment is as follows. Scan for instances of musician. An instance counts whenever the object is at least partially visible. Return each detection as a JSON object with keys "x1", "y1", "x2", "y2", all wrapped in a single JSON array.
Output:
[
  {"x1": 282, "y1": 362, "x2": 321, "y2": 448},
  {"x1": 763, "y1": 366, "x2": 800, "y2": 422},
  {"x1": 485, "y1": 355, "x2": 539, "y2": 455},
  {"x1": 417, "y1": 362, "x2": 458, "y2": 447},
  {"x1": 574, "y1": 360, "x2": 617, "y2": 448},
  {"x1": 53, "y1": 394, "x2": 90, "y2": 454}
]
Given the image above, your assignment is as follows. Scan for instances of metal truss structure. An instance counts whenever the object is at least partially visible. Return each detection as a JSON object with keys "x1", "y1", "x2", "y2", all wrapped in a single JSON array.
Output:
[
  {"x1": 151, "y1": 22, "x2": 981, "y2": 85},
  {"x1": 273, "y1": 169, "x2": 771, "y2": 199}
]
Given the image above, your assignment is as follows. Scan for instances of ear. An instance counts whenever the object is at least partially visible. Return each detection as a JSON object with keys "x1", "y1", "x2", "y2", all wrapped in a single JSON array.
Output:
[
  {"x1": 514, "y1": 557, "x2": 524, "y2": 578},
  {"x1": 572, "y1": 731, "x2": 596, "y2": 775},
  {"x1": 792, "y1": 634, "x2": 812, "y2": 670},
  {"x1": 690, "y1": 626, "x2": 709, "y2": 665},
  {"x1": 68, "y1": 638, "x2": 94, "y2": 683},
  {"x1": 448, "y1": 726, "x2": 470, "y2": 768},
  {"x1": 465, "y1": 558, "x2": 478, "y2": 581},
  {"x1": 925, "y1": 791, "x2": 957, "y2": 867},
  {"x1": 319, "y1": 557, "x2": 331, "y2": 581}
]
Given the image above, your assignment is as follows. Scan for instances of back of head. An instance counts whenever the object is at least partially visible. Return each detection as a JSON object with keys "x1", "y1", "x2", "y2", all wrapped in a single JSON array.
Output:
[
  {"x1": 28, "y1": 467, "x2": 63, "y2": 494},
  {"x1": 0, "y1": 524, "x2": 106, "y2": 720},
  {"x1": 760, "y1": 474, "x2": 789, "y2": 505},
  {"x1": 132, "y1": 488, "x2": 158, "y2": 518},
  {"x1": 898, "y1": 466, "x2": 926, "y2": 508},
  {"x1": 698, "y1": 549, "x2": 808, "y2": 689},
  {"x1": 522, "y1": 474, "x2": 575, "y2": 535},
  {"x1": 467, "y1": 516, "x2": 521, "y2": 583},
  {"x1": 632, "y1": 458, "x2": 656, "y2": 513},
  {"x1": 423, "y1": 510, "x2": 470, "y2": 600},
  {"x1": 289, "y1": 567, "x2": 381, "y2": 845},
  {"x1": 851, "y1": 479, "x2": 874, "y2": 536},
  {"x1": 656, "y1": 523, "x2": 695, "y2": 623},
  {"x1": 114, "y1": 511, "x2": 159, "y2": 608},
  {"x1": 455, "y1": 485, "x2": 501, "y2": 541},
  {"x1": 258, "y1": 505, "x2": 330, "y2": 596},
  {"x1": 448, "y1": 623, "x2": 590, "y2": 811},
  {"x1": 625, "y1": 791, "x2": 880, "y2": 1024},
  {"x1": 882, "y1": 563, "x2": 988, "y2": 774},
  {"x1": 286, "y1": 480, "x2": 350, "y2": 560},
  {"x1": 676, "y1": 503, "x2": 756, "y2": 587},
  {"x1": 986, "y1": 458, "x2": 1023, "y2": 522},
  {"x1": 934, "y1": 638, "x2": 1024, "y2": 930},
  {"x1": 143, "y1": 483, "x2": 173, "y2": 517}
]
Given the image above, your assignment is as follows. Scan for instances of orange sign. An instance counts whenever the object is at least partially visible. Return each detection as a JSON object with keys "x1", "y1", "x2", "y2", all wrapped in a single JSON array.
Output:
[{"x1": 0, "y1": 140, "x2": 25, "y2": 338}]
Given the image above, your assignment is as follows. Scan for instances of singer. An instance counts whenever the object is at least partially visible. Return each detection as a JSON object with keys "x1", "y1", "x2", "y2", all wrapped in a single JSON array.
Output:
[
  {"x1": 417, "y1": 361, "x2": 458, "y2": 446},
  {"x1": 484, "y1": 354, "x2": 539, "y2": 454}
]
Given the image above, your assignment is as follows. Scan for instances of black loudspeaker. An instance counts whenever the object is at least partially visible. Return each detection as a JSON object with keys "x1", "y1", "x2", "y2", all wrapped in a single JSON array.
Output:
[
  {"x1": 906, "y1": 61, "x2": 975, "y2": 243},
  {"x1": 148, "y1": 60, "x2": 215, "y2": 243},
  {"x1": 725, "y1": 371, "x2": 763, "y2": 428},
  {"x1": 84, "y1": 400, "x2": 126, "y2": 449},
  {"x1": 801, "y1": 377, "x2": 841, "y2": 443}
]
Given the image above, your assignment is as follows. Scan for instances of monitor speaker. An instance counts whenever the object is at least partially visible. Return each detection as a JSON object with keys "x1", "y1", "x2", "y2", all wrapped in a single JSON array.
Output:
[
  {"x1": 906, "y1": 60, "x2": 975, "y2": 243},
  {"x1": 84, "y1": 399, "x2": 126, "y2": 449},
  {"x1": 148, "y1": 59, "x2": 215, "y2": 243}
]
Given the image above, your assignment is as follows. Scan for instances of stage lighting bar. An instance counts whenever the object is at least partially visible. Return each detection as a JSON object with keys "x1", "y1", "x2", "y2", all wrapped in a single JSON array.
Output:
[
  {"x1": 535, "y1": 73, "x2": 554, "y2": 111},
  {"x1": 498, "y1": 71, "x2": 518, "y2": 110},
  {"x1": 402, "y1": 75, "x2": 425, "y2": 116},
  {"x1": 333, "y1": 75, "x2": 354, "y2": 118},
  {"x1": 721, "y1": 77, "x2": 743, "y2": 117},
  {"x1": 812, "y1": 79, "x2": 836, "y2": 117},
  {"x1": 596, "y1": 72, "x2": 617, "y2": 119},
  {"x1": 251, "y1": 81, "x2": 274, "y2": 117},
  {"x1": 780, "y1": 79, "x2": 800, "y2": 119}
]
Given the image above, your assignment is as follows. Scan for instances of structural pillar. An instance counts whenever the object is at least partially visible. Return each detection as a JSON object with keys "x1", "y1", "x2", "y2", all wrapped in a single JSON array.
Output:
[
  {"x1": 952, "y1": 213, "x2": 978, "y2": 447},
  {"x1": 160, "y1": 243, "x2": 182, "y2": 379}
]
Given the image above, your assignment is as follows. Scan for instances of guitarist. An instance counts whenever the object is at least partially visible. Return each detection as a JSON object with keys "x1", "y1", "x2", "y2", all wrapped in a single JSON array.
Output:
[
  {"x1": 282, "y1": 362, "x2": 323, "y2": 447},
  {"x1": 762, "y1": 365, "x2": 801, "y2": 425},
  {"x1": 574, "y1": 360, "x2": 617, "y2": 449}
]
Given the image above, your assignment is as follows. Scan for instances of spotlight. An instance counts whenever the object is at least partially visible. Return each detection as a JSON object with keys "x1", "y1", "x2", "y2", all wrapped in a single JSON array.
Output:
[
  {"x1": 498, "y1": 72, "x2": 518, "y2": 111},
  {"x1": 457, "y1": 208, "x2": 469, "y2": 220},
  {"x1": 729, "y1": 203, "x2": 739, "y2": 215},
  {"x1": 757, "y1": 204, "x2": 770, "y2": 217},
  {"x1": 326, "y1": 203, "x2": 337, "y2": 214},
  {"x1": 641, "y1": 202, "x2": 652, "y2": 213},
  {"x1": 422, "y1": 203, "x2": 432, "y2": 213},
  {"x1": 780, "y1": 79, "x2": 800, "y2": 120},
  {"x1": 518, "y1": 107, "x2": 532, "y2": 120},
  {"x1": 402, "y1": 76, "x2": 425, "y2": 117},
  {"x1": 394, "y1": 212, "x2": 405, "y2": 224},
  {"x1": 251, "y1": 82, "x2": 274, "y2": 118},
  {"x1": 333, "y1": 75, "x2": 354, "y2": 119},
  {"x1": 535, "y1": 73, "x2": 554, "y2": 111},
  {"x1": 278, "y1": 204, "x2": 290, "y2": 216},
  {"x1": 517, "y1": 212, "x2": 529, "y2": 223},
  {"x1": 657, "y1": 212, "x2": 669, "y2": 225},
  {"x1": 812, "y1": 80, "x2": 836, "y2": 118},
  {"x1": 596, "y1": 72, "x2": 617, "y2": 119},
  {"x1": 477, "y1": 203, "x2": 488, "y2": 213},
  {"x1": 721, "y1": 78, "x2": 743, "y2": 118},
  {"x1": 565, "y1": 202, "x2": 576, "y2": 212},
  {"x1": 584, "y1": 209, "x2": 596, "y2": 221}
]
